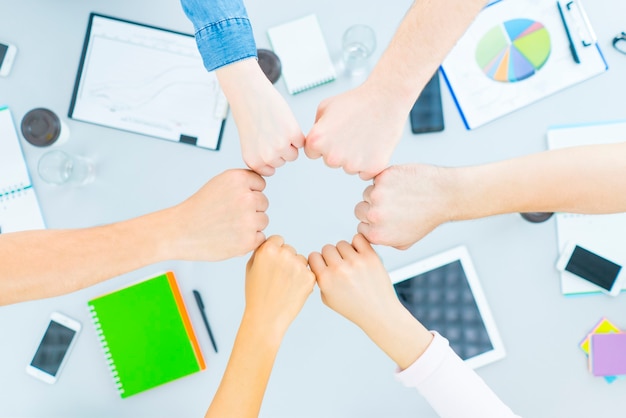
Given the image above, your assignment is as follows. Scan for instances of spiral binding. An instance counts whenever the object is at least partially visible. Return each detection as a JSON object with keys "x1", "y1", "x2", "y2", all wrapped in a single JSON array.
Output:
[
  {"x1": 88, "y1": 304, "x2": 125, "y2": 396},
  {"x1": 291, "y1": 75, "x2": 336, "y2": 95},
  {"x1": 0, "y1": 183, "x2": 31, "y2": 203}
]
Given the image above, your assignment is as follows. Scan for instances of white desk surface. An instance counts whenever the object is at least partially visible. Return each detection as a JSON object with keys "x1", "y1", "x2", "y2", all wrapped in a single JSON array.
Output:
[{"x1": 1, "y1": 0, "x2": 626, "y2": 417}]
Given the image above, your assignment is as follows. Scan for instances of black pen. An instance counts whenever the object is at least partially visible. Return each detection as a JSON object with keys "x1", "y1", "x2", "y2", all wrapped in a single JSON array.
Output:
[
  {"x1": 557, "y1": 1, "x2": 580, "y2": 64},
  {"x1": 193, "y1": 290, "x2": 218, "y2": 353}
]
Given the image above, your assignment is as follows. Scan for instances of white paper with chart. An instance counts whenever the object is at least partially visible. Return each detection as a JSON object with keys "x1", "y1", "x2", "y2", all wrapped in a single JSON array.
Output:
[
  {"x1": 69, "y1": 14, "x2": 227, "y2": 150},
  {"x1": 548, "y1": 120, "x2": 626, "y2": 296},
  {"x1": 0, "y1": 107, "x2": 45, "y2": 233},
  {"x1": 441, "y1": 0, "x2": 607, "y2": 129}
]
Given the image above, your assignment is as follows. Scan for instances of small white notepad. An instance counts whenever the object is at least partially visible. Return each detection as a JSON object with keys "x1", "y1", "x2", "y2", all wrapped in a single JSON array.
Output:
[{"x1": 267, "y1": 14, "x2": 336, "y2": 95}]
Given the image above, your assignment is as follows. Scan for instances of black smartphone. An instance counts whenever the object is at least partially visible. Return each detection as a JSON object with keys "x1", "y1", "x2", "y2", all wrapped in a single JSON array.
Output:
[
  {"x1": 409, "y1": 72, "x2": 444, "y2": 134},
  {"x1": 556, "y1": 243, "x2": 624, "y2": 296}
]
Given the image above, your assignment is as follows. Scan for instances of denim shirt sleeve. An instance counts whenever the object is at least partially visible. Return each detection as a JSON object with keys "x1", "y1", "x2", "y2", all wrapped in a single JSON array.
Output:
[{"x1": 180, "y1": 0, "x2": 258, "y2": 72}]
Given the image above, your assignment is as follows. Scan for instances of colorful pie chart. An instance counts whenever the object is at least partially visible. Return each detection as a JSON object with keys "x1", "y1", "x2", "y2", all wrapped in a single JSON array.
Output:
[{"x1": 476, "y1": 18, "x2": 551, "y2": 83}]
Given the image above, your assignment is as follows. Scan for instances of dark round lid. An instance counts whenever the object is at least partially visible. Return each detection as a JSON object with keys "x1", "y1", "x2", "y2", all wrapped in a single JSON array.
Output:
[
  {"x1": 21, "y1": 108, "x2": 61, "y2": 147},
  {"x1": 257, "y1": 48, "x2": 282, "y2": 84},
  {"x1": 520, "y1": 212, "x2": 554, "y2": 223}
]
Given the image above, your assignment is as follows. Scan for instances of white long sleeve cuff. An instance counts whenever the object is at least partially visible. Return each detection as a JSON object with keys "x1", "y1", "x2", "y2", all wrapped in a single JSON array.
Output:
[{"x1": 395, "y1": 332, "x2": 521, "y2": 418}]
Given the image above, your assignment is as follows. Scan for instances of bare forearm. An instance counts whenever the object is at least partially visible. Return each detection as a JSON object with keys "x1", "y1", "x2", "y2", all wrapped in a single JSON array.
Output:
[
  {"x1": 367, "y1": 0, "x2": 487, "y2": 109},
  {"x1": 362, "y1": 304, "x2": 434, "y2": 371},
  {"x1": 206, "y1": 314, "x2": 282, "y2": 418},
  {"x1": 216, "y1": 58, "x2": 265, "y2": 105},
  {"x1": 0, "y1": 211, "x2": 169, "y2": 306},
  {"x1": 207, "y1": 237, "x2": 314, "y2": 417},
  {"x1": 451, "y1": 143, "x2": 626, "y2": 220}
]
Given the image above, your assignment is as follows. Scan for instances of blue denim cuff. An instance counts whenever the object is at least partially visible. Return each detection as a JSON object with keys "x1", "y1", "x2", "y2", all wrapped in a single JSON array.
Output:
[{"x1": 195, "y1": 18, "x2": 258, "y2": 72}]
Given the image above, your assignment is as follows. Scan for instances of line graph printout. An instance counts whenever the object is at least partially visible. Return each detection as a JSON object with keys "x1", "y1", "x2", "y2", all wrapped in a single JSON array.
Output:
[{"x1": 69, "y1": 14, "x2": 227, "y2": 150}]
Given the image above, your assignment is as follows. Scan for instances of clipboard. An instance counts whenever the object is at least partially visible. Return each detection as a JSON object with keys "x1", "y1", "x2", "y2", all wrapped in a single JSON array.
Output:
[
  {"x1": 69, "y1": 13, "x2": 227, "y2": 150},
  {"x1": 440, "y1": 0, "x2": 608, "y2": 130}
]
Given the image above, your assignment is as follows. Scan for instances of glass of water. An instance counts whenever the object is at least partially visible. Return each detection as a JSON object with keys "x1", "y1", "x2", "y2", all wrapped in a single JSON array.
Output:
[
  {"x1": 37, "y1": 150, "x2": 95, "y2": 186},
  {"x1": 342, "y1": 24, "x2": 377, "y2": 75}
]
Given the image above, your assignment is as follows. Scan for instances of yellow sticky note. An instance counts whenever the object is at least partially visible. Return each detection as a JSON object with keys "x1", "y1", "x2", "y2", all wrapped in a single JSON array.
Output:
[{"x1": 580, "y1": 317, "x2": 621, "y2": 355}]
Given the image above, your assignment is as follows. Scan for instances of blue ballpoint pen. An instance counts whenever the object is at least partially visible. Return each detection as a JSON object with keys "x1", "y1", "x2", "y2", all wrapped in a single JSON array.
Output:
[
  {"x1": 193, "y1": 290, "x2": 218, "y2": 353},
  {"x1": 557, "y1": 1, "x2": 580, "y2": 64}
]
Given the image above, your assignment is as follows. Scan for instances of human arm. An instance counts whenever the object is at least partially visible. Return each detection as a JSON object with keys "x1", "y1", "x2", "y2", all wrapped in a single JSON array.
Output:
[
  {"x1": 216, "y1": 59, "x2": 304, "y2": 176},
  {"x1": 304, "y1": 0, "x2": 485, "y2": 180},
  {"x1": 205, "y1": 235, "x2": 315, "y2": 418},
  {"x1": 395, "y1": 332, "x2": 521, "y2": 418},
  {"x1": 355, "y1": 142, "x2": 626, "y2": 248},
  {"x1": 308, "y1": 234, "x2": 519, "y2": 418},
  {"x1": 0, "y1": 169, "x2": 268, "y2": 306},
  {"x1": 309, "y1": 233, "x2": 432, "y2": 369},
  {"x1": 305, "y1": 0, "x2": 487, "y2": 179},
  {"x1": 180, "y1": 0, "x2": 304, "y2": 176}
]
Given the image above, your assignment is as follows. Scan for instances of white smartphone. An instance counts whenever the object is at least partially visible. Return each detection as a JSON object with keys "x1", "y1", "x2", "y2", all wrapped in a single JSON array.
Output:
[
  {"x1": 26, "y1": 312, "x2": 81, "y2": 384},
  {"x1": 0, "y1": 41, "x2": 17, "y2": 77},
  {"x1": 556, "y1": 242, "x2": 624, "y2": 296}
]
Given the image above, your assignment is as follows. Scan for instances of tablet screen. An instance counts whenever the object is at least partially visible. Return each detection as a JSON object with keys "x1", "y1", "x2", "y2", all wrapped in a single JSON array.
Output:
[{"x1": 389, "y1": 246, "x2": 505, "y2": 368}]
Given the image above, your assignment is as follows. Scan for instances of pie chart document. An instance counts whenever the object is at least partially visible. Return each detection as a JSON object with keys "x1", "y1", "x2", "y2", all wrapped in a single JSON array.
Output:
[
  {"x1": 476, "y1": 18, "x2": 551, "y2": 83},
  {"x1": 441, "y1": 0, "x2": 607, "y2": 130}
]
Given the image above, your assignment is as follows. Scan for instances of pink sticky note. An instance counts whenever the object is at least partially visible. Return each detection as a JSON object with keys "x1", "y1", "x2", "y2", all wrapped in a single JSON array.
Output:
[{"x1": 590, "y1": 333, "x2": 626, "y2": 377}]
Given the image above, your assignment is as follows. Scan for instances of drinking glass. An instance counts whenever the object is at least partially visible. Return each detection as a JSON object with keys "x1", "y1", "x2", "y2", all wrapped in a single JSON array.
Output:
[
  {"x1": 38, "y1": 150, "x2": 95, "y2": 186},
  {"x1": 342, "y1": 24, "x2": 377, "y2": 75}
]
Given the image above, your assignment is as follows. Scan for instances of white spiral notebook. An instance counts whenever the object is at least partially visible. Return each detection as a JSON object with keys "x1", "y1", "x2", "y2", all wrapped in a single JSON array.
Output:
[
  {"x1": 0, "y1": 106, "x2": 45, "y2": 233},
  {"x1": 267, "y1": 14, "x2": 336, "y2": 95},
  {"x1": 547, "y1": 120, "x2": 626, "y2": 296}
]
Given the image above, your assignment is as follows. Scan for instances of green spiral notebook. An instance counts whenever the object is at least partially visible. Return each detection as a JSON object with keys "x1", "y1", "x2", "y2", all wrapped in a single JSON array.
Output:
[{"x1": 88, "y1": 271, "x2": 206, "y2": 398}]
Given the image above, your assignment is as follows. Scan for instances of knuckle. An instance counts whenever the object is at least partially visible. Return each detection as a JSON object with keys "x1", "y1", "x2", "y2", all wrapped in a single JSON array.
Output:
[
  {"x1": 366, "y1": 208, "x2": 382, "y2": 224},
  {"x1": 259, "y1": 148, "x2": 277, "y2": 163},
  {"x1": 256, "y1": 238, "x2": 273, "y2": 255},
  {"x1": 364, "y1": 228, "x2": 382, "y2": 244},
  {"x1": 343, "y1": 163, "x2": 359, "y2": 175},
  {"x1": 317, "y1": 275, "x2": 331, "y2": 292},
  {"x1": 325, "y1": 154, "x2": 342, "y2": 168},
  {"x1": 321, "y1": 244, "x2": 335, "y2": 254},
  {"x1": 230, "y1": 168, "x2": 249, "y2": 183},
  {"x1": 375, "y1": 168, "x2": 390, "y2": 183},
  {"x1": 259, "y1": 175, "x2": 267, "y2": 188},
  {"x1": 368, "y1": 187, "x2": 383, "y2": 204},
  {"x1": 240, "y1": 191, "x2": 256, "y2": 207},
  {"x1": 305, "y1": 135, "x2": 321, "y2": 151}
]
